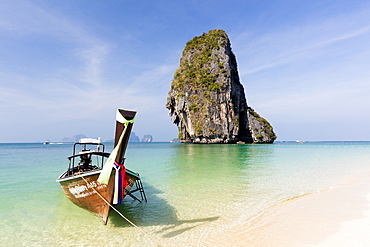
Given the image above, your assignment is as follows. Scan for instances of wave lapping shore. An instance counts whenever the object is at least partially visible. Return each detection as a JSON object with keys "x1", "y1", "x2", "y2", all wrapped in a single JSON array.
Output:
[{"x1": 205, "y1": 174, "x2": 370, "y2": 247}]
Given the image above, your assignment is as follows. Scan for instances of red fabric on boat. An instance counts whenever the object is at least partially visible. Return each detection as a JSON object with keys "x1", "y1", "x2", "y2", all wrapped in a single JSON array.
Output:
[
  {"x1": 120, "y1": 165, "x2": 128, "y2": 199},
  {"x1": 115, "y1": 163, "x2": 128, "y2": 200}
]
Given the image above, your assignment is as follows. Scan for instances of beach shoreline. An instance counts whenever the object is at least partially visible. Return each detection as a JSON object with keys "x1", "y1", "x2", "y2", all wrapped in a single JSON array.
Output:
[{"x1": 205, "y1": 175, "x2": 370, "y2": 247}]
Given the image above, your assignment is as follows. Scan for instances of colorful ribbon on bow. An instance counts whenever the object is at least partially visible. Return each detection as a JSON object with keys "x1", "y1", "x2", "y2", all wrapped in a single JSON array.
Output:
[{"x1": 97, "y1": 109, "x2": 134, "y2": 204}]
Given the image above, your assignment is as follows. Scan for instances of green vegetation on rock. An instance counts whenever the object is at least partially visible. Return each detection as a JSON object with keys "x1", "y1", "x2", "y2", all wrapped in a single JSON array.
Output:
[
  {"x1": 183, "y1": 29, "x2": 228, "y2": 54},
  {"x1": 248, "y1": 107, "x2": 277, "y2": 141},
  {"x1": 171, "y1": 29, "x2": 228, "y2": 93}
]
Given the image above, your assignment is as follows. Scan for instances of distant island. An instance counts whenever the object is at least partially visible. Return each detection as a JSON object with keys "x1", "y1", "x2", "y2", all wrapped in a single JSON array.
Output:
[
  {"x1": 60, "y1": 132, "x2": 153, "y2": 143},
  {"x1": 166, "y1": 29, "x2": 276, "y2": 144},
  {"x1": 62, "y1": 134, "x2": 88, "y2": 143},
  {"x1": 128, "y1": 132, "x2": 153, "y2": 143}
]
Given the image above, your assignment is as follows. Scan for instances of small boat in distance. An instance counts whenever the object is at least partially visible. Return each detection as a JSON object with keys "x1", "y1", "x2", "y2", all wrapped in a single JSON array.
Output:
[{"x1": 56, "y1": 109, "x2": 146, "y2": 224}]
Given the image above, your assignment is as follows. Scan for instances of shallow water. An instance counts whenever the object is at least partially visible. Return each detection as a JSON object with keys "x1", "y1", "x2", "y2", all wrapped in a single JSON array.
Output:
[{"x1": 1, "y1": 142, "x2": 369, "y2": 246}]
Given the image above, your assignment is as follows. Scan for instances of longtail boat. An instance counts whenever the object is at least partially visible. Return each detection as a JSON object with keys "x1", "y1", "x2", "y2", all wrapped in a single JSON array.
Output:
[{"x1": 57, "y1": 109, "x2": 146, "y2": 224}]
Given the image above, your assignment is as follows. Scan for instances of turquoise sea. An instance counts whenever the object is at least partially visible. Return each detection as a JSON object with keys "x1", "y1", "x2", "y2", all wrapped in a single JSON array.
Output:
[{"x1": 1, "y1": 142, "x2": 370, "y2": 246}]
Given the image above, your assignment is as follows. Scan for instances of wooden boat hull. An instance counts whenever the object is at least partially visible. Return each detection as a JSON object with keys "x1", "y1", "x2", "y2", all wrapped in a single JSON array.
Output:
[
  {"x1": 57, "y1": 169, "x2": 139, "y2": 224},
  {"x1": 58, "y1": 170, "x2": 114, "y2": 224}
]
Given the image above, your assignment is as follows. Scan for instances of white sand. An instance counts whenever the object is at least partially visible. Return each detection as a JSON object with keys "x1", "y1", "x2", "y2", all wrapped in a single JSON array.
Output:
[
  {"x1": 313, "y1": 192, "x2": 370, "y2": 247},
  {"x1": 204, "y1": 178, "x2": 370, "y2": 246}
]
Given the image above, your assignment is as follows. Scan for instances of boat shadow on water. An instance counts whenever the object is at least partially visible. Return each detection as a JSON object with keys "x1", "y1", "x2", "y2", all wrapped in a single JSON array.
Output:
[{"x1": 108, "y1": 182, "x2": 220, "y2": 238}]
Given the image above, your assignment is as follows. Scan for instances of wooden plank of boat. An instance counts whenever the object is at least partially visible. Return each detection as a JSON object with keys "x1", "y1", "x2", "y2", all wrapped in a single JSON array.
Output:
[
  {"x1": 57, "y1": 168, "x2": 140, "y2": 224},
  {"x1": 57, "y1": 170, "x2": 115, "y2": 224}
]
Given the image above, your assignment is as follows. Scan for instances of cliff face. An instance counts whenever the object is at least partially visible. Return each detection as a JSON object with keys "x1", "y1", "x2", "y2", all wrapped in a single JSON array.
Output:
[
  {"x1": 166, "y1": 29, "x2": 276, "y2": 144},
  {"x1": 247, "y1": 107, "x2": 276, "y2": 143}
]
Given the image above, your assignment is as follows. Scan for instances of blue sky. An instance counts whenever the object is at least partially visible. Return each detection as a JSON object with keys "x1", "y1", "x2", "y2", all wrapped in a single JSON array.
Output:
[{"x1": 1, "y1": 0, "x2": 369, "y2": 142}]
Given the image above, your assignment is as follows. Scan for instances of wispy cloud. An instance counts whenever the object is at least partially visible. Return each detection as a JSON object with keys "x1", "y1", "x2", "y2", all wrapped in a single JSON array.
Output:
[
  {"x1": 0, "y1": 0, "x2": 115, "y2": 120},
  {"x1": 256, "y1": 79, "x2": 369, "y2": 119},
  {"x1": 131, "y1": 64, "x2": 177, "y2": 93},
  {"x1": 76, "y1": 44, "x2": 111, "y2": 86},
  {"x1": 0, "y1": 0, "x2": 112, "y2": 83},
  {"x1": 234, "y1": 7, "x2": 370, "y2": 76}
]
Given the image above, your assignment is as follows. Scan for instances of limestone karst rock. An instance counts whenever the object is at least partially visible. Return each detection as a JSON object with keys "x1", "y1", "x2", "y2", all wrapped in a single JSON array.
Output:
[
  {"x1": 129, "y1": 132, "x2": 140, "y2": 142},
  {"x1": 141, "y1": 134, "x2": 153, "y2": 142},
  {"x1": 166, "y1": 29, "x2": 276, "y2": 144}
]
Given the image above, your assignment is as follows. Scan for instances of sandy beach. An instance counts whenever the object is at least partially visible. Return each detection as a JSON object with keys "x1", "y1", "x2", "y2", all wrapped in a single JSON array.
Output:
[{"x1": 205, "y1": 176, "x2": 370, "y2": 247}]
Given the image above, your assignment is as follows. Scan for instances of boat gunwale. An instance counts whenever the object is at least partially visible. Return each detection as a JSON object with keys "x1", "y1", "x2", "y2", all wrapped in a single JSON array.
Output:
[
  {"x1": 56, "y1": 168, "x2": 140, "y2": 184},
  {"x1": 56, "y1": 169, "x2": 102, "y2": 182}
]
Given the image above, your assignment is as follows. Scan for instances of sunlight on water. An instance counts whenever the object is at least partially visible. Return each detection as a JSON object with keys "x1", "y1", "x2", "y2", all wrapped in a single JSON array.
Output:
[{"x1": 0, "y1": 142, "x2": 369, "y2": 246}]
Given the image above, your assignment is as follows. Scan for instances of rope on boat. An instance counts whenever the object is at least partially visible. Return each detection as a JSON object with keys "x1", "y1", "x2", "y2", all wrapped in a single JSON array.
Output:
[{"x1": 81, "y1": 176, "x2": 159, "y2": 246}]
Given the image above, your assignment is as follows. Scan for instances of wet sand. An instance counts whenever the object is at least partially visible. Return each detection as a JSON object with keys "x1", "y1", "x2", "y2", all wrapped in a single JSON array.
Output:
[{"x1": 205, "y1": 177, "x2": 370, "y2": 247}]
